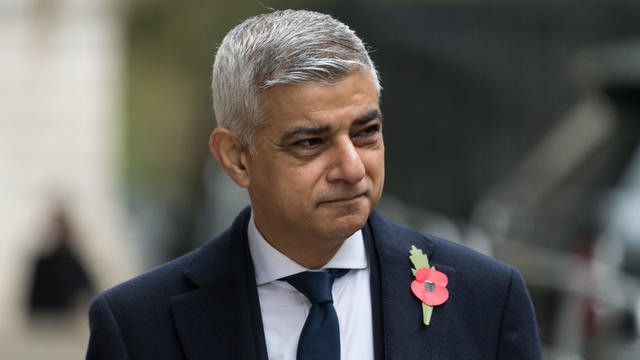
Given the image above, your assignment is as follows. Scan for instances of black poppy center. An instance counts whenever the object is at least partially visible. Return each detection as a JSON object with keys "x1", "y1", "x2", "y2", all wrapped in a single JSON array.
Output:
[{"x1": 424, "y1": 280, "x2": 435, "y2": 292}]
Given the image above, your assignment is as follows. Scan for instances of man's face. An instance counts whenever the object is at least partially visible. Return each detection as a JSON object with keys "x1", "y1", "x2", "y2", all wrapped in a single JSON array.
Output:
[{"x1": 245, "y1": 71, "x2": 385, "y2": 247}]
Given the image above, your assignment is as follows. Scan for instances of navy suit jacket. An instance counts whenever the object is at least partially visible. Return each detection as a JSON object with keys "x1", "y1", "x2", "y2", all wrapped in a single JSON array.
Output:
[{"x1": 87, "y1": 208, "x2": 541, "y2": 359}]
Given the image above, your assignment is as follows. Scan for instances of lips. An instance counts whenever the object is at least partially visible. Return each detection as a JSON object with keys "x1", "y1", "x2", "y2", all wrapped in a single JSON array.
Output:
[{"x1": 320, "y1": 193, "x2": 366, "y2": 204}]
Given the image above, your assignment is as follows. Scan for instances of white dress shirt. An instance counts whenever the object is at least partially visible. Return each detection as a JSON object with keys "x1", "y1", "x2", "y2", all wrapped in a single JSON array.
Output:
[{"x1": 247, "y1": 214, "x2": 374, "y2": 360}]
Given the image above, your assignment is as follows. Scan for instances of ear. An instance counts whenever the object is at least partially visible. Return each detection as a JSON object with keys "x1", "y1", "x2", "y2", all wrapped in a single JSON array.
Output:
[{"x1": 209, "y1": 127, "x2": 251, "y2": 188}]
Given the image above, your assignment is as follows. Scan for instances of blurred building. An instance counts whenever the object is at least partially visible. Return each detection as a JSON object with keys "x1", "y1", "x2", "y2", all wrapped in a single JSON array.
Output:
[{"x1": 0, "y1": 0, "x2": 139, "y2": 358}]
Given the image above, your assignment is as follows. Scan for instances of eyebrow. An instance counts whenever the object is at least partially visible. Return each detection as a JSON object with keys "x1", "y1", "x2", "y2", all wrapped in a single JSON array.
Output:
[
  {"x1": 280, "y1": 109, "x2": 383, "y2": 144},
  {"x1": 280, "y1": 125, "x2": 331, "y2": 144},
  {"x1": 353, "y1": 109, "x2": 383, "y2": 127}
]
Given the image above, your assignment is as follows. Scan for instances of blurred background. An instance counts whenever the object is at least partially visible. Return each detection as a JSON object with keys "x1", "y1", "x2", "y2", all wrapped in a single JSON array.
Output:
[{"x1": 2, "y1": 0, "x2": 639, "y2": 358}]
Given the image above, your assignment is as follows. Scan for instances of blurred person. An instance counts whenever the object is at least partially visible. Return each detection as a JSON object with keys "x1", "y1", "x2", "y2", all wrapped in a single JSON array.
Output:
[
  {"x1": 28, "y1": 206, "x2": 93, "y2": 315},
  {"x1": 87, "y1": 9, "x2": 541, "y2": 359}
]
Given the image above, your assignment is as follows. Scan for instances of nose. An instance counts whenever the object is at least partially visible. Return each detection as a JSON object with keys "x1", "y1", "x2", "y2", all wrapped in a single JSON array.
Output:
[{"x1": 326, "y1": 136, "x2": 366, "y2": 184}]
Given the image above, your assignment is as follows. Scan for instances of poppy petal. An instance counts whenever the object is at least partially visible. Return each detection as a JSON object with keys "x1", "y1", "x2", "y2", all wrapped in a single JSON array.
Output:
[
  {"x1": 411, "y1": 278, "x2": 450, "y2": 306},
  {"x1": 426, "y1": 287, "x2": 449, "y2": 306},
  {"x1": 415, "y1": 267, "x2": 433, "y2": 282},
  {"x1": 416, "y1": 267, "x2": 448, "y2": 287},
  {"x1": 411, "y1": 279, "x2": 427, "y2": 302},
  {"x1": 426, "y1": 269, "x2": 448, "y2": 287}
]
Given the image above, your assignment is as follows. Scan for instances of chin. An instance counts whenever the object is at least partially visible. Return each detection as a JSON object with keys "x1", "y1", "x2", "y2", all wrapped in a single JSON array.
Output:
[{"x1": 320, "y1": 211, "x2": 369, "y2": 240}]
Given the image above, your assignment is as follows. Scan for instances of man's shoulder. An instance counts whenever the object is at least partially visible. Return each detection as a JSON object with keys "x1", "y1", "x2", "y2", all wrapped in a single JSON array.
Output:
[
  {"x1": 97, "y1": 247, "x2": 200, "y2": 310},
  {"x1": 95, "y1": 209, "x2": 250, "y2": 309},
  {"x1": 86, "y1": 214, "x2": 250, "y2": 354},
  {"x1": 369, "y1": 209, "x2": 515, "y2": 281}
]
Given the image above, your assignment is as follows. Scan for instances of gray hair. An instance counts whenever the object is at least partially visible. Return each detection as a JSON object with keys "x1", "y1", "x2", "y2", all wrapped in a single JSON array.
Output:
[{"x1": 211, "y1": 9, "x2": 381, "y2": 148}]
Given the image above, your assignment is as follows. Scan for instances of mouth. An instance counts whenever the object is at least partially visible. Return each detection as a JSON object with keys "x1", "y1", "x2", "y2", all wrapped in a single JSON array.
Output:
[{"x1": 319, "y1": 193, "x2": 366, "y2": 205}]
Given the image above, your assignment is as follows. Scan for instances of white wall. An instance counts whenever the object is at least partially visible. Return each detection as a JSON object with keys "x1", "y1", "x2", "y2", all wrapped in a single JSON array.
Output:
[{"x1": 0, "y1": 0, "x2": 140, "y2": 355}]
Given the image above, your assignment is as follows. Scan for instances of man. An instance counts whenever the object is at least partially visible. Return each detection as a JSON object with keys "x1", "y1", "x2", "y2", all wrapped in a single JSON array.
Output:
[{"x1": 87, "y1": 9, "x2": 541, "y2": 359}]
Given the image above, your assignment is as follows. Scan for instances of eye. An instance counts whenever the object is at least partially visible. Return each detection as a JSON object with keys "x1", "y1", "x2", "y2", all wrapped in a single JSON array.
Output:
[
  {"x1": 361, "y1": 124, "x2": 380, "y2": 136},
  {"x1": 353, "y1": 124, "x2": 381, "y2": 139},
  {"x1": 285, "y1": 137, "x2": 325, "y2": 158},
  {"x1": 293, "y1": 137, "x2": 323, "y2": 148}
]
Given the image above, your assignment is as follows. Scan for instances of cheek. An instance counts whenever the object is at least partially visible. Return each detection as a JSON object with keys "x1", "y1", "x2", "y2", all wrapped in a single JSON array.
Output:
[
  {"x1": 296, "y1": 167, "x2": 323, "y2": 193},
  {"x1": 362, "y1": 150, "x2": 385, "y2": 180}
]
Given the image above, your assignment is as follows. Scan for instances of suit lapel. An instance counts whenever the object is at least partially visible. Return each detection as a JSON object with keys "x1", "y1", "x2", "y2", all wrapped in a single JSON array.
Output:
[
  {"x1": 364, "y1": 222, "x2": 385, "y2": 360},
  {"x1": 368, "y1": 210, "x2": 456, "y2": 360},
  {"x1": 170, "y1": 208, "x2": 267, "y2": 360}
]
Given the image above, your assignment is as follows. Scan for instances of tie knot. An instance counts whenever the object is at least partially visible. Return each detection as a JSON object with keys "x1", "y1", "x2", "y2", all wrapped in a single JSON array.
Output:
[{"x1": 282, "y1": 269, "x2": 348, "y2": 304}]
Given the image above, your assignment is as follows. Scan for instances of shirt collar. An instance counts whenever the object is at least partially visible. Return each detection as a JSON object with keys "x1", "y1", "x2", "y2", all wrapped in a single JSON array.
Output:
[{"x1": 247, "y1": 211, "x2": 368, "y2": 285}]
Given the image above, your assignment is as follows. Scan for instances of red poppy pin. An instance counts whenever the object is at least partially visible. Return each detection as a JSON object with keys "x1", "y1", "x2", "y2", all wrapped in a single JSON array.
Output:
[{"x1": 410, "y1": 245, "x2": 449, "y2": 325}]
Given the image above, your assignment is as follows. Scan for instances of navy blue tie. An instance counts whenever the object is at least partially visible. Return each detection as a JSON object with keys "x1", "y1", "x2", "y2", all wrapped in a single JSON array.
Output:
[{"x1": 282, "y1": 269, "x2": 349, "y2": 360}]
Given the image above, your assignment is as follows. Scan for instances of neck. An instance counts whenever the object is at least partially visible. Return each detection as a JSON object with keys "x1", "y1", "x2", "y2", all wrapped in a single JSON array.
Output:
[
  {"x1": 252, "y1": 218, "x2": 348, "y2": 269},
  {"x1": 272, "y1": 238, "x2": 344, "y2": 269}
]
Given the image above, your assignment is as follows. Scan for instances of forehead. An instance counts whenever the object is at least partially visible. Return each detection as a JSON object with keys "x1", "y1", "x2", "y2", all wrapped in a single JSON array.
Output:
[{"x1": 259, "y1": 72, "x2": 380, "y2": 132}]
